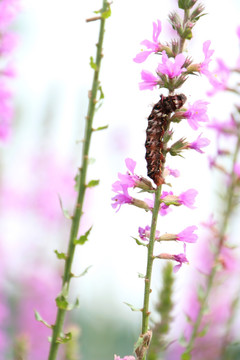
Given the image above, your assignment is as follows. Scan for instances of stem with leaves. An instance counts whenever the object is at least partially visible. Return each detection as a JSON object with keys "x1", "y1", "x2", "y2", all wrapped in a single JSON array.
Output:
[
  {"x1": 46, "y1": 1, "x2": 110, "y2": 359},
  {"x1": 182, "y1": 122, "x2": 240, "y2": 360}
]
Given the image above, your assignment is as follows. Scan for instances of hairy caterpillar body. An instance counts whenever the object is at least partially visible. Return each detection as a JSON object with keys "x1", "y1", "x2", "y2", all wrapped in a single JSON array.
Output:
[{"x1": 145, "y1": 94, "x2": 187, "y2": 186}]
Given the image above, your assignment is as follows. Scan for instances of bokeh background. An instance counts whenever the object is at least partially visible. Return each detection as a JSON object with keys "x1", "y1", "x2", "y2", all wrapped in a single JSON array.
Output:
[{"x1": 1, "y1": 0, "x2": 240, "y2": 359}]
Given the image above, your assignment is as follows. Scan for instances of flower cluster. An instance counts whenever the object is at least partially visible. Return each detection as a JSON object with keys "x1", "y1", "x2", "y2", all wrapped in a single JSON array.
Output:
[
  {"x1": 112, "y1": 159, "x2": 199, "y2": 271},
  {"x1": 0, "y1": 0, "x2": 19, "y2": 141}
]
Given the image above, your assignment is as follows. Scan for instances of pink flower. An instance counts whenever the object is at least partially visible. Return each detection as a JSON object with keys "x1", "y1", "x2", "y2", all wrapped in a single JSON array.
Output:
[
  {"x1": 139, "y1": 70, "x2": 158, "y2": 90},
  {"x1": 237, "y1": 25, "x2": 240, "y2": 40},
  {"x1": 198, "y1": 40, "x2": 220, "y2": 86},
  {"x1": 164, "y1": 166, "x2": 180, "y2": 178},
  {"x1": 188, "y1": 133, "x2": 210, "y2": 153},
  {"x1": 178, "y1": 189, "x2": 198, "y2": 209},
  {"x1": 207, "y1": 117, "x2": 237, "y2": 137},
  {"x1": 0, "y1": 82, "x2": 13, "y2": 141},
  {"x1": 183, "y1": 100, "x2": 209, "y2": 130},
  {"x1": 206, "y1": 58, "x2": 230, "y2": 96},
  {"x1": 112, "y1": 158, "x2": 140, "y2": 192},
  {"x1": 234, "y1": 162, "x2": 240, "y2": 178},
  {"x1": 114, "y1": 356, "x2": 135, "y2": 360},
  {"x1": 112, "y1": 185, "x2": 133, "y2": 212},
  {"x1": 138, "y1": 225, "x2": 151, "y2": 241},
  {"x1": 18, "y1": 267, "x2": 63, "y2": 360},
  {"x1": 157, "y1": 51, "x2": 186, "y2": 78},
  {"x1": 0, "y1": 0, "x2": 20, "y2": 29},
  {"x1": 138, "y1": 225, "x2": 160, "y2": 241},
  {"x1": 133, "y1": 20, "x2": 162, "y2": 63},
  {"x1": 177, "y1": 225, "x2": 198, "y2": 243},
  {"x1": 173, "y1": 243, "x2": 189, "y2": 272}
]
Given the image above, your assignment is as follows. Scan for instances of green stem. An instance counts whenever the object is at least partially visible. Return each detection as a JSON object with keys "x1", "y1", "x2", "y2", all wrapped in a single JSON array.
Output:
[
  {"x1": 141, "y1": 185, "x2": 162, "y2": 359},
  {"x1": 48, "y1": 2, "x2": 108, "y2": 359},
  {"x1": 183, "y1": 131, "x2": 240, "y2": 358}
]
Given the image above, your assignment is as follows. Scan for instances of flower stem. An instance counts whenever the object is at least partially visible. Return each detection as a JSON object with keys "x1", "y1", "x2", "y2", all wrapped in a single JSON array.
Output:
[
  {"x1": 183, "y1": 129, "x2": 240, "y2": 358},
  {"x1": 141, "y1": 185, "x2": 162, "y2": 359},
  {"x1": 47, "y1": 1, "x2": 109, "y2": 359}
]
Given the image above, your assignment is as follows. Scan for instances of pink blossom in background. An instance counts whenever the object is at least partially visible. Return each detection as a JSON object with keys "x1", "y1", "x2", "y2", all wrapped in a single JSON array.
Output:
[
  {"x1": 139, "y1": 69, "x2": 158, "y2": 90},
  {"x1": 133, "y1": 19, "x2": 162, "y2": 63},
  {"x1": 198, "y1": 40, "x2": 220, "y2": 86},
  {"x1": 188, "y1": 133, "x2": 210, "y2": 153},
  {"x1": 206, "y1": 58, "x2": 230, "y2": 96},
  {"x1": 0, "y1": 296, "x2": 10, "y2": 359},
  {"x1": 17, "y1": 267, "x2": 63, "y2": 360},
  {"x1": 0, "y1": 0, "x2": 19, "y2": 142},
  {"x1": 30, "y1": 154, "x2": 76, "y2": 222},
  {"x1": 234, "y1": 162, "x2": 240, "y2": 178},
  {"x1": 157, "y1": 51, "x2": 186, "y2": 78},
  {"x1": 114, "y1": 355, "x2": 135, "y2": 360},
  {"x1": 236, "y1": 25, "x2": 240, "y2": 40},
  {"x1": 183, "y1": 100, "x2": 209, "y2": 130},
  {"x1": 207, "y1": 116, "x2": 237, "y2": 137}
]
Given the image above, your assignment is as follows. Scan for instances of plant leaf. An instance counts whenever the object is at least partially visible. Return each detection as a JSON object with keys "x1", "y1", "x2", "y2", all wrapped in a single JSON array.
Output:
[
  {"x1": 124, "y1": 302, "x2": 141, "y2": 312},
  {"x1": 58, "y1": 196, "x2": 72, "y2": 219},
  {"x1": 74, "y1": 226, "x2": 93, "y2": 245},
  {"x1": 35, "y1": 311, "x2": 52, "y2": 329},
  {"x1": 87, "y1": 179, "x2": 100, "y2": 188},
  {"x1": 54, "y1": 250, "x2": 67, "y2": 260},
  {"x1": 56, "y1": 332, "x2": 72, "y2": 344}
]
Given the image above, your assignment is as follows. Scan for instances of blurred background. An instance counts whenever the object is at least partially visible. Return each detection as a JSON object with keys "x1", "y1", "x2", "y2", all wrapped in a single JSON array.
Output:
[{"x1": 1, "y1": 0, "x2": 240, "y2": 359}]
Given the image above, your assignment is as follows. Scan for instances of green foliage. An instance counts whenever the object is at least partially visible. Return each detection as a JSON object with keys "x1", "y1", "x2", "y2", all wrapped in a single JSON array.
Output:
[
  {"x1": 58, "y1": 196, "x2": 72, "y2": 219},
  {"x1": 54, "y1": 249, "x2": 67, "y2": 260},
  {"x1": 56, "y1": 294, "x2": 79, "y2": 311},
  {"x1": 56, "y1": 332, "x2": 72, "y2": 344},
  {"x1": 87, "y1": 179, "x2": 100, "y2": 188},
  {"x1": 35, "y1": 310, "x2": 52, "y2": 328},
  {"x1": 74, "y1": 226, "x2": 93, "y2": 245},
  {"x1": 124, "y1": 302, "x2": 141, "y2": 312},
  {"x1": 181, "y1": 352, "x2": 192, "y2": 360},
  {"x1": 148, "y1": 262, "x2": 175, "y2": 360},
  {"x1": 90, "y1": 56, "x2": 98, "y2": 70}
]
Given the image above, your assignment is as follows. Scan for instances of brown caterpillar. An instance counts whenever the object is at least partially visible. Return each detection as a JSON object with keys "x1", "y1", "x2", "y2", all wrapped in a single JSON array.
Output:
[{"x1": 145, "y1": 93, "x2": 187, "y2": 186}]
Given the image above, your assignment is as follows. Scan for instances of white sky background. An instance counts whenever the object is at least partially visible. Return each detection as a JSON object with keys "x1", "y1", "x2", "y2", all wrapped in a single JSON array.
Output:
[{"x1": 7, "y1": 0, "x2": 240, "y2": 325}]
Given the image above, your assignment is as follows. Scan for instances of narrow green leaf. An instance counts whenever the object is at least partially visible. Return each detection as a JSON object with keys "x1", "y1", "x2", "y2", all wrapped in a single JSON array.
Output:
[
  {"x1": 93, "y1": 125, "x2": 109, "y2": 132},
  {"x1": 87, "y1": 179, "x2": 100, "y2": 188},
  {"x1": 73, "y1": 265, "x2": 92, "y2": 278},
  {"x1": 124, "y1": 302, "x2": 141, "y2": 312},
  {"x1": 56, "y1": 332, "x2": 72, "y2": 344},
  {"x1": 90, "y1": 56, "x2": 97, "y2": 70},
  {"x1": 181, "y1": 352, "x2": 191, "y2": 360},
  {"x1": 178, "y1": 333, "x2": 187, "y2": 347},
  {"x1": 98, "y1": 84, "x2": 104, "y2": 100},
  {"x1": 74, "y1": 173, "x2": 80, "y2": 191},
  {"x1": 131, "y1": 237, "x2": 148, "y2": 247},
  {"x1": 54, "y1": 250, "x2": 67, "y2": 260},
  {"x1": 198, "y1": 323, "x2": 209, "y2": 337},
  {"x1": 74, "y1": 226, "x2": 93, "y2": 245},
  {"x1": 58, "y1": 196, "x2": 72, "y2": 219},
  {"x1": 35, "y1": 311, "x2": 52, "y2": 329}
]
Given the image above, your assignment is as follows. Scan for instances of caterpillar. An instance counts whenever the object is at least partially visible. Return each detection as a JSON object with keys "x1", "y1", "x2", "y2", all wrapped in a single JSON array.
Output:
[{"x1": 145, "y1": 93, "x2": 187, "y2": 186}]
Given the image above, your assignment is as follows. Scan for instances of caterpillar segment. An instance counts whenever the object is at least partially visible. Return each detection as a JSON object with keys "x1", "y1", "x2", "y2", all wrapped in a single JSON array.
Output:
[{"x1": 145, "y1": 94, "x2": 187, "y2": 186}]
